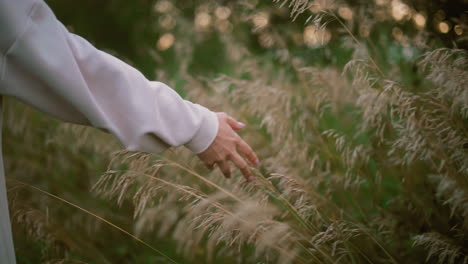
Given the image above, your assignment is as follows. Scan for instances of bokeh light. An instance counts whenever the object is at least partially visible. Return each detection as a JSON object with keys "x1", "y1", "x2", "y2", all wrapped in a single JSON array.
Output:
[
  {"x1": 412, "y1": 13, "x2": 426, "y2": 29},
  {"x1": 454, "y1": 25, "x2": 463, "y2": 36},
  {"x1": 252, "y1": 12, "x2": 269, "y2": 29},
  {"x1": 438, "y1": 21, "x2": 450, "y2": 34},
  {"x1": 338, "y1": 7, "x2": 353, "y2": 20},
  {"x1": 195, "y1": 12, "x2": 212, "y2": 30},
  {"x1": 157, "y1": 33, "x2": 175, "y2": 51},
  {"x1": 303, "y1": 25, "x2": 331, "y2": 47},
  {"x1": 154, "y1": 0, "x2": 173, "y2": 13},
  {"x1": 375, "y1": 0, "x2": 389, "y2": 6},
  {"x1": 258, "y1": 33, "x2": 274, "y2": 48},
  {"x1": 391, "y1": 0, "x2": 411, "y2": 21},
  {"x1": 309, "y1": 4, "x2": 321, "y2": 13},
  {"x1": 215, "y1": 7, "x2": 231, "y2": 20}
]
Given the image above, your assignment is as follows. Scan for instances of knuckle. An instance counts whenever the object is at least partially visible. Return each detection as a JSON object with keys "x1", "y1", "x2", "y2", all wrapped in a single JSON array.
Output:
[
  {"x1": 232, "y1": 139, "x2": 240, "y2": 146},
  {"x1": 239, "y1": 140, "x2": 248, "y2": 148},
  {"x1": 215, "y1": 155, "x2": 225, "y2": 162},
  {"x1": 245, "y1": 144, "x2": 253, "y2": 152}
]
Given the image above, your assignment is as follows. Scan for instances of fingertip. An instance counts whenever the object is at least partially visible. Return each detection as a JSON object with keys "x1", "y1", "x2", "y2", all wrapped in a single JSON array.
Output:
[
  {"x1": 248, "y1": 156, "x2": 259, "y2": 166},
  {"x1": 232, "y1": 122, "x2": 245, "y2": 131},
  {"x1": 223, "y1": 170, "x2": 232, "y2": 178},
  {"x1": 226, "y1": 116, "x2": 244, "y2": 130},
  {"x1": 247, "y1": 176, "x2": 254, "y2": 182}
]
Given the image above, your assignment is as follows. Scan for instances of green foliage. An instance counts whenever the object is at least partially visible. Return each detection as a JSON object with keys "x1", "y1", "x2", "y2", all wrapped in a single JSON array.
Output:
[{"x1": 5, "y1": 0, "x2": 468, "y2": 263}]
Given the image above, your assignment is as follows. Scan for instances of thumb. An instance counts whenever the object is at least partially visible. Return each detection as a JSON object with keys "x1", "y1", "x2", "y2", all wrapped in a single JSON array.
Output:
[{"x1": 226, "y1": 116, "x2": 245, "y2": 131}]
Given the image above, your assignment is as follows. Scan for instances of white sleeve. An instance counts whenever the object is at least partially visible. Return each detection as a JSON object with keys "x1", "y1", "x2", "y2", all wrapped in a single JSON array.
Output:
[{"x1": 0, "y1": 0, "x2": 218, "y2": 154}]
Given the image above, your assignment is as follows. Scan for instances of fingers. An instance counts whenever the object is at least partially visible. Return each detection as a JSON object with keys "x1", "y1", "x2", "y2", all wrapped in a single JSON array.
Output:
[
  {"x1": 203, "y1": 161, "x2": 215, "y2": 170},
  {"x1": 225, "y1": 115, "x2": 245, "y2": 131},
  {"x1": 217, "y1": 160, "x2": 231, "y2": 179},
  {"x1": 202, "y1": 112, "x2": 258, "y2": 182},
  {"x1": 221, "y1": 113, "x2": 259, "y2": 166},
  {"x1": 237, "y1": 139, "x2": 259, "y2": 166},
  {"x1": 230, "y1": 153, "x2": 254, "y2": 181}
]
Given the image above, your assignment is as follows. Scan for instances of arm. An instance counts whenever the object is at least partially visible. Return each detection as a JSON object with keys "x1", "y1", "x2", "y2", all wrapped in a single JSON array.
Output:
[
  {"x1": 0, "y1": 0, "x2": 258, "y2": 179},
  {"x1": 0, "y1": 0, "x2": 217, "y2": 153}
]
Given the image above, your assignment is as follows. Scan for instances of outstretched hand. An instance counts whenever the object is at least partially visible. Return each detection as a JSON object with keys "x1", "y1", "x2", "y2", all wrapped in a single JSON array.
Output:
[{"x1": 197, "y1": 112, "x2": 259, "y2": 181}]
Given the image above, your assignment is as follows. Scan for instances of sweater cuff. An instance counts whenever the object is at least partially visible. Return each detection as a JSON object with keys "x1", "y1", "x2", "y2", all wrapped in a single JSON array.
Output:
[{"x1": 185, "y1": 107, "x2": 219, "y2": 154}]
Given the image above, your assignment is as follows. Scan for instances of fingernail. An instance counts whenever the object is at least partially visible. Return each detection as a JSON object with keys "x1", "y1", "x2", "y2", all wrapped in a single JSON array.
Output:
[
  {"x1": 255, "y1": 159, "x2": 260, "y2": 166},
  {"x1": 238, "y1": 122, "x2": 245, "y2": 128},
  {"x1": 247, "y1": 176, "x2": 254, "y2": 182}
]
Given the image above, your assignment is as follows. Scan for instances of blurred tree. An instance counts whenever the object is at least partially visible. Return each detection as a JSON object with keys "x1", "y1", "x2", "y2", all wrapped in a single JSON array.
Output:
[
  {"x1": 403, "y1": 0, "x2": 468, "y2": 48},
  {"x1": 46, "y1": 0, "x2": 159, "y2": 78}
]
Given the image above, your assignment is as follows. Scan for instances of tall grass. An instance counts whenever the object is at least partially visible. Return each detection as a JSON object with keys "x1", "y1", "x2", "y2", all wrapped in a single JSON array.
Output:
[{"x1": 5, "y1": 0, "x2": 467, "y2": 263}]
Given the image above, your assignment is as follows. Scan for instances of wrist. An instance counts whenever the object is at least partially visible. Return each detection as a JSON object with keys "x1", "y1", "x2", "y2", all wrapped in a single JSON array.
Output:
[{"x1": 185, "y1": 107, "x2": 219, "y2": 153}]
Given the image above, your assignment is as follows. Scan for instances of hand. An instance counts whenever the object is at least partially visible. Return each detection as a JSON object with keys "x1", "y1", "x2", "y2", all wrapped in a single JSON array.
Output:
[{"x1": 197, "y1": 112, "x2": 259, "y2": 181}]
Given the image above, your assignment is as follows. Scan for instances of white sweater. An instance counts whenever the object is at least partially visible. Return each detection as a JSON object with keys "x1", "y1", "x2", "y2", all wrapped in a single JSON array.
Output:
[{"x1": 0, "y1": 0, "x2": 219, "y2": 262}]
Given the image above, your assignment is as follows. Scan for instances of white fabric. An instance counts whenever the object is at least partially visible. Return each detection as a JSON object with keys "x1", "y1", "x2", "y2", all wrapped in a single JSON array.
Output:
[{"x1": 0, "y1": 0, "x2": 219, "y2": 262}]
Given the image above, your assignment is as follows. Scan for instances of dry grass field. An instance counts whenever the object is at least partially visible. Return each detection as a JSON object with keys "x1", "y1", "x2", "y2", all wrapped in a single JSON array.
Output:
[{"x1": 4, "y1": 0, "x2": 467, "y2": 263}]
